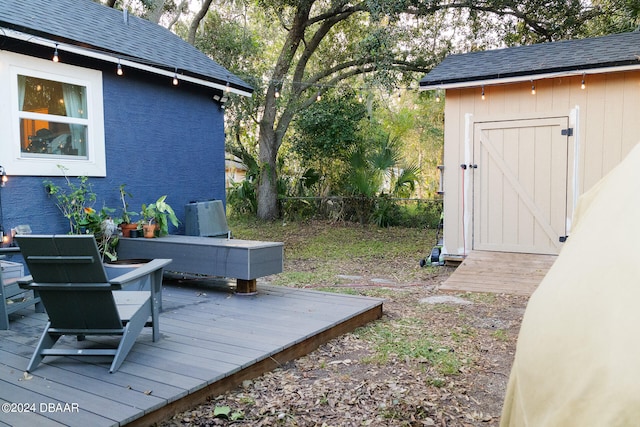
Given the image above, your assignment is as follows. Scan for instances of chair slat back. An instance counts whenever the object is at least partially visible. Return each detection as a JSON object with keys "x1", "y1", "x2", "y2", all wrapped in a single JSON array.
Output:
[
  {"x1": 16, "y1": 235, "x2": 109, "y2": 283},
  {"x1": 16, "y1": 235, "x2": 122, "y2": 330},
  {"x1": 38, "y1": 289, "x2": 123, "y2": 329}
]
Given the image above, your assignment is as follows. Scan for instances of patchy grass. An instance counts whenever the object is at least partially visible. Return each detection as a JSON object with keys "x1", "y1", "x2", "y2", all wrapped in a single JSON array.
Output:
[
  {"x1": 229, "y1": 217, "x2": 439, "y2": 288},
  {"x1": 162, "y1": 219, "x2": 529, "y2": 427},
  {"x1": 356, "y1": 318, "x2": 464, "y2": 377}
]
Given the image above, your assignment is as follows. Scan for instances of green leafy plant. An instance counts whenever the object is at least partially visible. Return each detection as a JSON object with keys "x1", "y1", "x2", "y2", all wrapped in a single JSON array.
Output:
[
  {"x1": 118, "y1": 184, "x2": 138, "y2": 224},
  {"x1": 140, "y1": 195, "x2": 179, "y2": 236},
  {"x1": 78, "y1": 205, "x2": 119, "y2": 262},
  {"x1": 44, "y1": 174, "x2": 96, "y2": 235},
  {"x1": 44, "y1": 172, "x2": 118, "y2": 261},
  {"x1": 213, "y1": 405, "x2": 244, "y2": 420}
]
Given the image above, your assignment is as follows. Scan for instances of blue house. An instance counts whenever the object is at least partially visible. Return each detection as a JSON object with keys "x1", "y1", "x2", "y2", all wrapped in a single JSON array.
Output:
[{"x1": 0, "y1": 0, "x2": 253, "y2": 239}]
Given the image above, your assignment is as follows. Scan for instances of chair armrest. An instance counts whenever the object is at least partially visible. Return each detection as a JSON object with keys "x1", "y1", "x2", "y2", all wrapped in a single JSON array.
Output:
[
  {"x1": 108, "y1": 258, "x2": 172, "y2": 286},
  {"x1": 17, "y1": 275, "x2": 34, "y2": 286},
  {"x1": 19, "y1": 281, "x2": 120, "y2": 291}
]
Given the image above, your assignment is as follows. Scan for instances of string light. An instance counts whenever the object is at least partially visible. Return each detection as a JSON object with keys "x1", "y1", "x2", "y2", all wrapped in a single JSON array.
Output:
[
  {"x1": 225, "y1": 81, "x2": 230, "y2": 92},
  {"x1": 581, "y1": 73, "x2": 586, "y2": 90},
  {"x1": 435, "y1": 92, "x2": 441, "y2": 103},
  {"x1": 117, "y1": 59, "x2": 123, "y2": 76},
  {"x1": 358, "y1": 93, "x2": 363, "y2": 103},
  {"x1": 481, "y1": 85, "x2": 485, "y2": 101},
  {"x1": 0, "y1": 166, "x2": 7, "y2": 187},
  {"x1": 172, "y1": 68, "x2": 179, "y2": 86},
  {"x1": 316, "y1": 91, "x2": 322, "y2": 102},
  {"x1": 275, "y1": 87, "x2": 280, "y2": 98},
  {"x1": 530, "y1": 80, "x2": 536, "y2": 95},
  {"x1": 52, "y1": 44, "x2": 59, "y2": 62}
]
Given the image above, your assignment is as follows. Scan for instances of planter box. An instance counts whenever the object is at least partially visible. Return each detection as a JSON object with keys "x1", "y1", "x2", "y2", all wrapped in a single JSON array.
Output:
[{"x1": 117, "y1": 235, "x2": 283, "y2": 293}]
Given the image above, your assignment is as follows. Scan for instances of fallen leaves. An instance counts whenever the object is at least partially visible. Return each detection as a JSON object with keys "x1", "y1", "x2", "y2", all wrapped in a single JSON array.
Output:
[{"x1": 160, "y1": 259, "x2": 528, "y2": 426}]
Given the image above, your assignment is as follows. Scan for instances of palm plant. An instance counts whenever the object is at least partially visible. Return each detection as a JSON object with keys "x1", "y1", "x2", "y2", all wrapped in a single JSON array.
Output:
[{"x1": 346, "y1": 134, "x2": 420, "y2": 225}]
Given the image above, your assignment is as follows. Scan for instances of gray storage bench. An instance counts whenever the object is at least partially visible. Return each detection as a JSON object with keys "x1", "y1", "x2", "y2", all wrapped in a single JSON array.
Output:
[{"x1": 117, "y1": 235, "x2": 283, "y2": 294}]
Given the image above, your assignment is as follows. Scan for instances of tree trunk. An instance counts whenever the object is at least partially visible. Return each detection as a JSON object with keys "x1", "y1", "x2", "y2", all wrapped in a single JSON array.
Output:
[
  {"x1": 257, "y1": 122, "x2": 279, "y2": 220},
  {"x1": 144, "y1": 0, "x2": 166, "y2": 24},
  {"x1": 254, "y1": 1, "x2": 313, "y2": 220},
  {"x1": 188, "y1": 0, "x2": 213, "y2": 45}
]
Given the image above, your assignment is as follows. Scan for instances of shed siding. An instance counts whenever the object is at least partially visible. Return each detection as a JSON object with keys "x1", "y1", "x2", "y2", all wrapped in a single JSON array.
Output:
[{"x1": 442, "y1": 70, "x2": 640, "y2": 257}]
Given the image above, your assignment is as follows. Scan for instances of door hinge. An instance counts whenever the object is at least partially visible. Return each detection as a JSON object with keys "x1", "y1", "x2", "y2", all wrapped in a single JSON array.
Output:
[{"x1": 561, "y1": 128, "x2": 573, "y2": 137}]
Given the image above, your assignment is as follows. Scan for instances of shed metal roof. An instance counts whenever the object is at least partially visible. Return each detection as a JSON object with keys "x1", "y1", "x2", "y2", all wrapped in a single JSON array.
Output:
[
  {"x1": 420, "y1": 31, "x2": 640, "y2": 90},
  {"x1": 0, "y1": 0, "x2": 253, "y2": 95}
]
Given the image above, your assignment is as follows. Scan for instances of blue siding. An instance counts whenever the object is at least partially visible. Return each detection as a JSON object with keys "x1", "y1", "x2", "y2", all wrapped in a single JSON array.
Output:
[{"x1": 1, "y1": 70, "x2": 226, "y2": 237}]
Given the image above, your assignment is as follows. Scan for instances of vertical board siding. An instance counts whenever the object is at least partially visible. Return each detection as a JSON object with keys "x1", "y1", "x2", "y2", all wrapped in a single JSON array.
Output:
[
  {"x1": 472, "y1": 118, "x2": 567, "y2": 254},
  {"x1": 443, "y1": 71, "x2": 640, "y2": 256}
]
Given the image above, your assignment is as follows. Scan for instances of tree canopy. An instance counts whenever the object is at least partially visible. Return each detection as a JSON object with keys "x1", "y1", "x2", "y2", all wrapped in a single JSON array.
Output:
[{"x1": 101, "y1": 0, "x2": 636, "y2": 220}]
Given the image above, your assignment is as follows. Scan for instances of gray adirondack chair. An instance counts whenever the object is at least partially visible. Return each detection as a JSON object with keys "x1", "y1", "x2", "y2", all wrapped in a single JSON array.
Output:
[
  {"x1": 0, "y1": 256, "x2": 44, "y2": 330},
  {"x1": 16, "y1": 234, "x2": 171, "y2": 373}
]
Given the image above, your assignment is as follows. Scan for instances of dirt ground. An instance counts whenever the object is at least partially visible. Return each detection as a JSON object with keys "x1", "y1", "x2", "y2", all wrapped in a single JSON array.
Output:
[{"x1": 160, "y1": 223, "x2": 531, "y2": 426}]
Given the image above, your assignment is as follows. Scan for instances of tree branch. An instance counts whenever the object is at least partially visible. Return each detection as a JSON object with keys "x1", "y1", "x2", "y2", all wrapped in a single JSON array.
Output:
[
  {"x1": 166, "y1": 0, "x2": 188, "y2": 31},
  {"x1": 188, "y1": 0, "x2": 214, "y2": 45}
]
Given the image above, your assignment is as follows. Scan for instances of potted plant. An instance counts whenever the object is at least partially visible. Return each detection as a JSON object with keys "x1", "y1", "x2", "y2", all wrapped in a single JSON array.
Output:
[
  {"x1": 140, "y1": 195, "x2": 179, "y2": 238},
  {"x1": 79, "y1": 205, "x2": 119, "y2": 261},
  {"x1": 117, "y1": 184, "x2": 139, "y2": 237},
  {"x1": 44, "y1": 173, "x2": 119, "y2": 261}
]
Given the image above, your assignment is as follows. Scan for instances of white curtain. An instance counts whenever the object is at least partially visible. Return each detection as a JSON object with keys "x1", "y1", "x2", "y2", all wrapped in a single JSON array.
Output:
[
  {"x1": 17, "y1": 75, "x2": 26, "y2": 110},
  {"x1": 62, "y1": 83, "x2": 87, "y2": 156}
]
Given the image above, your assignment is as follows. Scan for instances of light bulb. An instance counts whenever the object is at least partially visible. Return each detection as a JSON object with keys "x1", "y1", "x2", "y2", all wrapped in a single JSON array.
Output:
[
  {"x1": 117, "y1": 61, "x2": 123, "y2": 76},
  {"x1": 52, "y1": 45, "x2": 59, "y2": 62},
  {"x1": 172, "y1": 68, "x2": 179, "y2": 85},
  {"x1": 481, "y1": 86, "x2": 485, "y2": 100}
]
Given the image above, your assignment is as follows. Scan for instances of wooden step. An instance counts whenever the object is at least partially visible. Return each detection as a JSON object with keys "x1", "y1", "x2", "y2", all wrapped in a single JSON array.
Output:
[{"x1": 440, "y1": 251, "x2": 556, "y2": 296}]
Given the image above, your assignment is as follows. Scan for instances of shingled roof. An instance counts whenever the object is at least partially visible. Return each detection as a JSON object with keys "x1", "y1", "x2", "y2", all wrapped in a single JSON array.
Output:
[
  {"x1": 0, "y1": 0, "x2": 253, "y2": 95},
  {"x1": 420, "y1": 31, "x2": 640, "y2": 90}
]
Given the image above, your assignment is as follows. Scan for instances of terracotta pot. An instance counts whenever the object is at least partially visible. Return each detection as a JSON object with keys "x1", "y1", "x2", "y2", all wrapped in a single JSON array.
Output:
[
  {"x1": 142, "y1": 223, "x2": 157, "y2": 238},
  {"x1": 119, "y1": 222, "x2": 138, "y2": 238}
]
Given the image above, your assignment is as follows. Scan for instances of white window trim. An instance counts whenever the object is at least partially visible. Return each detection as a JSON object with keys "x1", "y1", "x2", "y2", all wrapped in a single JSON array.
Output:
[{"x1": 0, "y1": 51, "x2": 106, "y2": 176}]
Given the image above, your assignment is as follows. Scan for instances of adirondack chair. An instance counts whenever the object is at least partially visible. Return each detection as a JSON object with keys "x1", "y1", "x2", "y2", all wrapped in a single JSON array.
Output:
[
  {"x1": 0, "y1": 256, "x2": 44, "y2": 330},
  {"x1": 16, "y1": 234, "x2": 171, "y2": 373}
]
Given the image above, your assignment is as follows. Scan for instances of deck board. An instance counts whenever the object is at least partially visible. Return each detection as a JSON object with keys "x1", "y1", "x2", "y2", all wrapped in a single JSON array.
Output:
[
  {"x1": 440, "y1": 250, "x2": 557, "y2": 296},
  {"x1": 0, "y1": 279, "x2": 382, "y2": 426}
]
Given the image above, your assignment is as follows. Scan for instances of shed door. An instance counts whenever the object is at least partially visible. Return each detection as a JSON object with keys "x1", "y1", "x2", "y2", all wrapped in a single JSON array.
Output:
[{"x1": 473, "y1": 117, "x2": 569, "y2": 255}]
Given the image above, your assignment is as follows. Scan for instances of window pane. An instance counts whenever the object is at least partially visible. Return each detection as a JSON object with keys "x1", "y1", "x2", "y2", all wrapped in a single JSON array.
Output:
[
  {"x1": 20, "y1": 118, "x2": 88, "y2": 157},
  {"x1": 18, "y1": 75, "x2": 87, "y2": 119}
]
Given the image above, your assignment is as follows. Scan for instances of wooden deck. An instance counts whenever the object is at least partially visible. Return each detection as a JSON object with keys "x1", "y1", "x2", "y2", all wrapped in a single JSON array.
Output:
[
  {"x1": 440, "y1": 251, "x2": 557, "y2": 296},
  {"x1": 0, "y1": 279, "x2": 383, "y2": 426}
]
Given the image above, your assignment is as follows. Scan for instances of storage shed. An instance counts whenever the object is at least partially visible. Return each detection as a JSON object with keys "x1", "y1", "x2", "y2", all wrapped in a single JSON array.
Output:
[{"x1": 420, "y1": 31, "x2": 640, "y2": 260}]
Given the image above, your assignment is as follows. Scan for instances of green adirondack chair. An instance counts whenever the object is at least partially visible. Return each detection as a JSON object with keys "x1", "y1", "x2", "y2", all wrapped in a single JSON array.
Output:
[{"x1": 16, "y1": 234, "x2": 171, "y2": 373}]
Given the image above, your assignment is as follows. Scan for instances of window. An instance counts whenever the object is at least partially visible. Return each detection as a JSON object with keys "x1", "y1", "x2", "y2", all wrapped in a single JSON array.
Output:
[
  {"x1": 19, "y1": 76, "x2": 88, "y2": 157},
  {"x1": 0, "y1": 51, "x2": 106, "y2": 176}
]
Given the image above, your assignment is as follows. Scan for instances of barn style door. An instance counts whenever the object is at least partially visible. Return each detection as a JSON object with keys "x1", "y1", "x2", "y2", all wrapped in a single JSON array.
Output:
[{"x1": 472, "y1": 117, "x2": 569, "y2": 255}]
